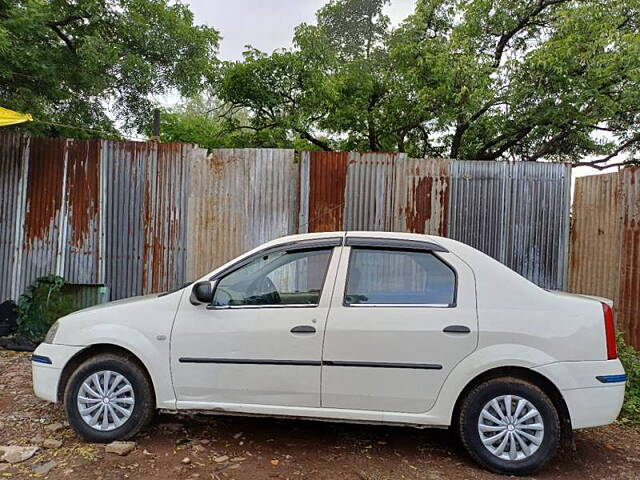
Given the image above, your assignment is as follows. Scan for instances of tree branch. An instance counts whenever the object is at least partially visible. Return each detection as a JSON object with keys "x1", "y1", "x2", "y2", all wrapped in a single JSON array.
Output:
[
  {"x1": 575, "y1": 133, "x2": 640, "y2": 167},
  {"x1": 450, "y1": 98, "x2": 506, "y2": 158},
  {"x1": 47, "y1": 14, "x2": 88, "y2": 28},
  {"x1": 492, "y1": 0, "x2": 569, "y2": 68},
  {"x1": 574, "y1": 158, "x2": 639, "y2": 170},
  {"x1": 296, "y1": 129, "x2": 332, "y2": 151},
  {"x1": 47, "y1": 23, "x2": 76, "y2": 53},
  {"x1": 474, "y1": 125, "x2": 534, "y2": 160}
]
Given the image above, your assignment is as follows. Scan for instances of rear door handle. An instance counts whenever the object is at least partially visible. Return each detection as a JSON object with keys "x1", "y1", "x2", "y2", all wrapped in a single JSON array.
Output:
[
  {"x1": 443, "y1": 325, "x2": 471, "y2": 334},
  {"x1": 290, "y1": 325, "x2": 316, "y2": 334}
]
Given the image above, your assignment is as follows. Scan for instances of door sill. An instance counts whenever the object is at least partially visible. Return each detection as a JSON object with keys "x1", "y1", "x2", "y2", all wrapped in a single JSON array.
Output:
[{"x1": 165, "y1": 401, "x2": 447, "y2": 428}]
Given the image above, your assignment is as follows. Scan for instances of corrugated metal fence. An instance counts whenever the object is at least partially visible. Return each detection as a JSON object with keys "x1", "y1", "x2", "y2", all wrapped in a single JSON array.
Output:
[
  {"x1": 0, "y1": 133, "x2": 206, "y2": 302},
  {"x1": 570, "y1": 168, "x2": 640, "y2": 347},
  {"x1": 186, "y1": 149, "x2": 299, "y2": 280},
  {"x1": 299, "y1": 152, "x2": 571, "y2": 290},
  {"x1": 1, "y1": 133, "x2": 572, "y2": 306}
]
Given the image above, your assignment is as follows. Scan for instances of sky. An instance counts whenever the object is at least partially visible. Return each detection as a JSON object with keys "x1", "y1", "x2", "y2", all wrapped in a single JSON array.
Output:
[{"x1": 183, "y1": 0, "x2": 417, "y2": 61}]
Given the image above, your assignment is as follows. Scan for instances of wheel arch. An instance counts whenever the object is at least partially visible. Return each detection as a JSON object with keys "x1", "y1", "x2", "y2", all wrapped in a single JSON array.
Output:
[
  {"x1": 57, "y1": 343, "x2": 156, "y2": 403},
  {"x1": 450, "y1": 366, "x2": 573, "y2": 446}
]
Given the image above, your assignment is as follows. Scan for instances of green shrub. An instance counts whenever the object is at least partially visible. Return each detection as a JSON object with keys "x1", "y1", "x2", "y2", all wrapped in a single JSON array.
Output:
[
  {"x1": 618, "y1": 331, "x2": 640, "y2": 424},
  {"x1": 16, "y1": 275, "x2": 77, "y2": 344}
]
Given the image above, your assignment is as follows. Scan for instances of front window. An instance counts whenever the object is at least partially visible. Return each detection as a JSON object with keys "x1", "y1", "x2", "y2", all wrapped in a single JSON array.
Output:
[
  {"x1": 344, "y1": 248, "x2": 456, "y2": 306},
  {"x1": 213, "y1": 248, "x2": 333, "y2": 307}
]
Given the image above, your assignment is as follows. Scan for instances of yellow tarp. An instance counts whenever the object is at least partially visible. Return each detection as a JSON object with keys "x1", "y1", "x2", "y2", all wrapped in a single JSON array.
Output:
[{"x1": 0, "y1": 107, "x2": 33, "y2": 126}]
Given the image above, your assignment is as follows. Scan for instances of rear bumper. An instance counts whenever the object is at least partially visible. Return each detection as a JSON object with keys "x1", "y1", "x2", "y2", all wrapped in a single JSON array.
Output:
[
  {"x1": 31, "y1": 343, "x2": 85, "y2": 403},
  {"x1": 533, "y1": 359, "x2": 625, "y2": 429},
  {"x1": 562, "y1": 384, "x2": 625, "y2": 429}
]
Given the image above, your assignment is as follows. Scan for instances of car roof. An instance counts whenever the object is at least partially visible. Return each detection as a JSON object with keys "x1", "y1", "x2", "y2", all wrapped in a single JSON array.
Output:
[{"x1": 259, "y1": 231, "x2": 448, "y2": 250}]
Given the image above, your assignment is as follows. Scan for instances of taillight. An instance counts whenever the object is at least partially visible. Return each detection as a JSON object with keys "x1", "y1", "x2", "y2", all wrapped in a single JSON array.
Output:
[{"x1": 602, "y1": 303, "x2": 617, "y2": 360}]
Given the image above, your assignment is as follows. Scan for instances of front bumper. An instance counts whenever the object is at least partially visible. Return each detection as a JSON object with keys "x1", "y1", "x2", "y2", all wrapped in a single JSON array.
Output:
[
  {"x1": 533, "y1": 359, "x2": 626, "y2": 429},
  {"x1": 31, "y1": 343, "x2": 85, "y2": 403}
]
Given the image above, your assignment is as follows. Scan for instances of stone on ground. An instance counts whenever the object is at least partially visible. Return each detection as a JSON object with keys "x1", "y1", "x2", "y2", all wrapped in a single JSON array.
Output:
[
  {"x1": 0, "y1": 445, "x2": 39, "y2": 463},
  {"x1": 105, "y1": 441, "x2": 137, "y2": 456}
]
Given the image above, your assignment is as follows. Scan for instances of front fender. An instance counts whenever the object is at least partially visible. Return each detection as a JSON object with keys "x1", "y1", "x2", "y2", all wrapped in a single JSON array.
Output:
[{"x1": 58, "y1": 324, "x2": 175, "y2": 409}]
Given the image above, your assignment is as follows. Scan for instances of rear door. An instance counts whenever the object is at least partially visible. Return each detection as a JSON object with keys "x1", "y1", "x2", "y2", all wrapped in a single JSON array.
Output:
[{"x1": 321, "y1": 236, "x2": 478, "y2": 413}]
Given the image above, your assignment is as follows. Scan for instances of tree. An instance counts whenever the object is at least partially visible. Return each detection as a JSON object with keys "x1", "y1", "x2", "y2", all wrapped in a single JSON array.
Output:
[
  {"x1": 144, "y1": 95, "x2": 294, "y2": 150},
  {"x1": 214, "y1": 0, "x2": 640, "y2": 167},
  {"x1": 0, "y1": 0, "x2": 219, "y2": 137}
]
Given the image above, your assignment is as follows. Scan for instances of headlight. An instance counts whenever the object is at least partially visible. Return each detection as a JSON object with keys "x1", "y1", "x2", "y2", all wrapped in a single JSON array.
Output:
[{"x1": 44, "y1": 321, "x2": 60, "y2": 344}]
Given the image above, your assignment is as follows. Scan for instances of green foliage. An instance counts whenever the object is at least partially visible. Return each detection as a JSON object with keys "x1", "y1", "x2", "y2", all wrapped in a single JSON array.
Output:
[
  {"x1": 16, "y1": 275, "x2": 77, "y2": 344},
  {"x1": 213, "y1": 0, "x2": 640, "y2": 167},
  {"x1": 618, "y1": 331, "x2": 640, "y2": 424},
  {"x1": 143, "y1": 95, "x2": 295, "y2": 151},
  {"x1": 0, "y1": 0, "x2": 219, "y2": 136}
]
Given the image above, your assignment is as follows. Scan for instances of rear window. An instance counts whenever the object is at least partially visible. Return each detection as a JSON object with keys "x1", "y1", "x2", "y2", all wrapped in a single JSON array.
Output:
[{"x1": 344, "y1": 248, "x2": 456, "y2": 306}]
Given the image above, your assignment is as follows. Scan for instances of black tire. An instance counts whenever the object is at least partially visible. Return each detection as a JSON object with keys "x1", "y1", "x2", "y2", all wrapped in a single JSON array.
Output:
[
  {"x1": 64, "y1": 353, "x2": 155, "y2": 443},
  {"x1": 458, "y1": 377, "x2": 560, "y2": 476}
]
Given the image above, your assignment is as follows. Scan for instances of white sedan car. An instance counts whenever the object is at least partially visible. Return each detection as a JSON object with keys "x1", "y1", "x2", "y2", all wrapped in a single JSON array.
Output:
[{"x1": 32, "y1": 231, "x2": 625, "y2": 475}]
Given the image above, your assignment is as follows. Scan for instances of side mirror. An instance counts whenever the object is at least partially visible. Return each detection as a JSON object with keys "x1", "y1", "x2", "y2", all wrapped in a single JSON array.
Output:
[{"x1": 190, "y1": 280, "x2": 216, "y2": 305}]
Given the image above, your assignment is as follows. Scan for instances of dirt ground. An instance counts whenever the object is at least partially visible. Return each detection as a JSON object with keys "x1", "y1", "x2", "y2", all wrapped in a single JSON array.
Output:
[{"x1": 0, "y1": 350, "x2": 638, "y2": 479}]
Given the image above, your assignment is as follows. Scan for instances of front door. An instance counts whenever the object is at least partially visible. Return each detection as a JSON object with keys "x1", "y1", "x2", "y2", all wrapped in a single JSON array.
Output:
[
  {"x1": 321, "y1": 237, "x2": 478, "y2": 413},
  {"x1": 171, "y1": 240, "x2": 342, "y2": 408}
]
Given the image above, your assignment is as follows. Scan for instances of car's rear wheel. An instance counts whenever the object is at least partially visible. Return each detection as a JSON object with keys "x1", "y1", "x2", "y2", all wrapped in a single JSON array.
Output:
[
  {"x1": 64, "y1": 353, "x2": 154, "y2": 442},
  {"x1": 458, "y1": 377, "x2": 560, "y2": 475}
]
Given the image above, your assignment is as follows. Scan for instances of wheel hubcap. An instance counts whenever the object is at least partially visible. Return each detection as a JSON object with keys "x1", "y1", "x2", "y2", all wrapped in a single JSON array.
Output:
[
  {"x1": 77, "y1": 370, "x2": 135, "y2": 431},
  {"x1": 477, "y1": 394, "x2": 544, "y2": 461}
]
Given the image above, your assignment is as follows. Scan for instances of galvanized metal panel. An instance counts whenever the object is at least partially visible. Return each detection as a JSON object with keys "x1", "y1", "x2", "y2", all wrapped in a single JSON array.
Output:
[
  {"x1": 449, "y1": 161, "x2": 570, "y2": 290},
  {"x1": 569, "y1": 172, "x2": 621, "y2": 300},
  {"x1": 618, "y1": 167, "x2": 640, "y2": 347},
  {"x1": 393, "y1": 157, "x2": 450, "y2": 235},
  {"x1": 103, "y1": 140, "x2": 147, "y2": 300},
  {"x1": 448, "y1": 161, "x2": 510, "y2": 261},
  {"x1": 187, "y1": 149, "x2": 298, "y2": 281},
  {"x1": 0, "y1": 132, "x2": 29, "y2": 301},
  {"x1": 344, "y1": 152, "x2": 398, "y2": 231},
  {"x1": 299, "y1": 151, "x2": 348, "y2": 233},
  {"x1": 247, "y1": 149, "x2": 299, "y2": 247},
  {"x1": 503, "y1": 162, "x2": 571, "y2": 290}
]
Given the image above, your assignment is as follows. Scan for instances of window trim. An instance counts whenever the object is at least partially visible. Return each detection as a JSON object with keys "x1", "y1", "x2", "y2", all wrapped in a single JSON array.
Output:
[
  {"x1": 344, "y1": 236, "x2": 448, "y2": 252},
  {"x1": 208, "y1": 237, "x2": 343, "y2": 281},
  {"x1": 342, "y1": 246, "x2": 458, "y2": 308},
  {"x1": 207, "y1": 241, "x2": 340, "y2": 310}
]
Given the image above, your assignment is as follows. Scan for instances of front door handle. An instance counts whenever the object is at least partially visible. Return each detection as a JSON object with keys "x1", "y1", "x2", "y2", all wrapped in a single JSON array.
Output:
[
  {"x1": 443, "y1": 325, "x2": 471, "y2": 334},
  {"x1": 290, "y1": 325, "x2": 316, "y2": 334}
]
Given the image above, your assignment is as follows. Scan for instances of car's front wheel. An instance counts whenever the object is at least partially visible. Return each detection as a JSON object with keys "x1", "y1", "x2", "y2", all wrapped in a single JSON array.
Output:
[
  {"x1": 64, "y1": 353, "x2": 155, "y2": 442},
  {"x1": 458, "y1": 377, "x2": 560, "y2": 475}
]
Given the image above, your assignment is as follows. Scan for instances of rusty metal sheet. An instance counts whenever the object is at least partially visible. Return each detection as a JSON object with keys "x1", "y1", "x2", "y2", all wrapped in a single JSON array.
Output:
[
  {"x1": 63, "y1": 139, "x2": 103, "y2": 285},
  {"x1": 20, "y1": 137, "x2": 68, "y2": 292},
  {"x1": 618, "y1": 167, "x2": 640, "y2": 347},
  {"x1": 0, "y1": 132, "x2": 29, "y2": 301},
  {"x1": 344, "y1": 152, "x2": 398, "y2": 231},
  {"x1": 393, "y1": 157, "x2": 450, "y2": 235},
  {"x1": 569, "y1": 172, "x2": 621, "y2": 301},
  {"x1": 187, "y1": 149, "x2": 298, "y2": 281},
  {"x1": 104, "y1": 141, "x2": 198, "y2": 298},
  {"x1": 141, "y1": 143, "x2": 191, "y2": 294},
  {"x1": 299, "y1": 151, "x2": 348, "y2": 233}
]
